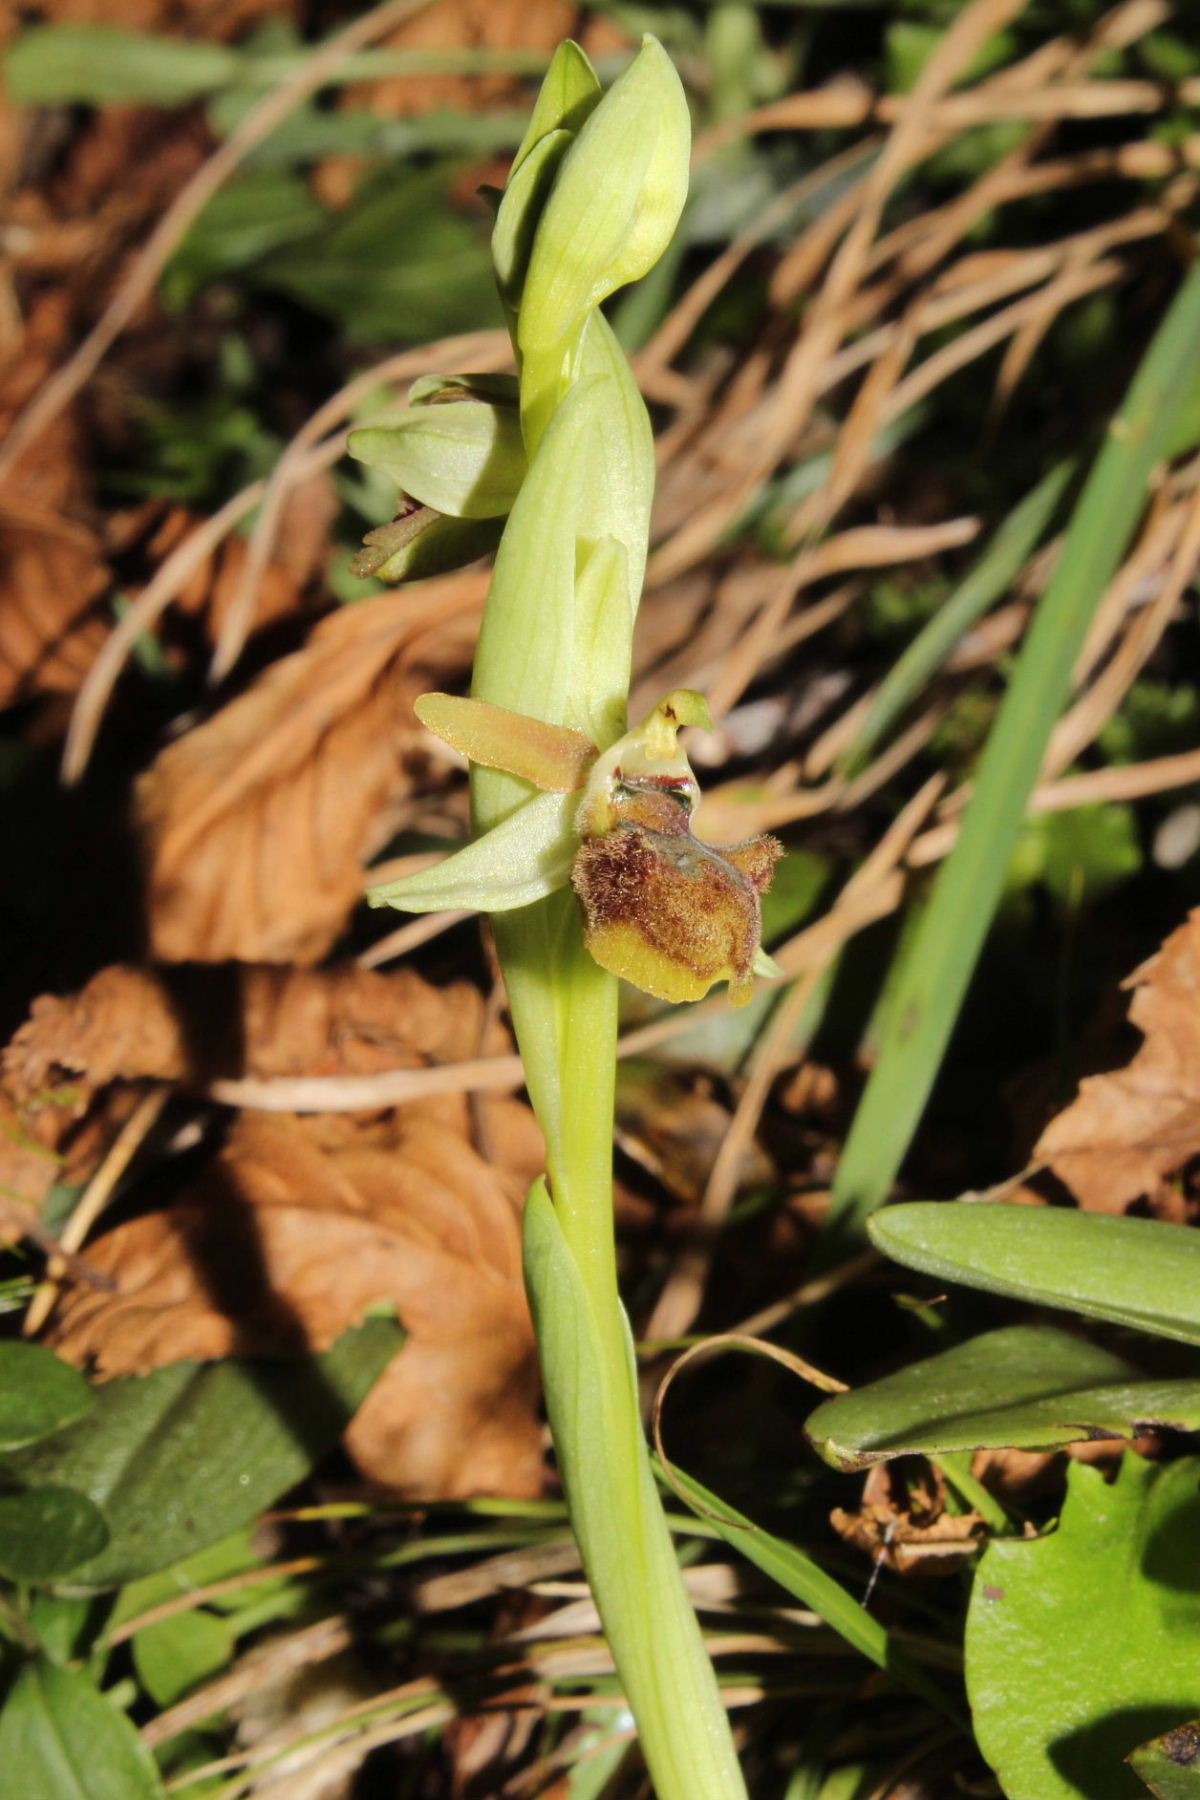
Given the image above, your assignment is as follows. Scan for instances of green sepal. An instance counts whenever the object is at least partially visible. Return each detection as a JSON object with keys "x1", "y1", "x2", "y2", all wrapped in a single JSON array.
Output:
[
  {"x1": 367, "y1": 789, "x2": 577, "y2": 915},
  {"x1": 348, "y1": 400, "x2": 526, "y2": 520},
  {"x1": 494, "y1": 128, "x2": 575, "y2": 307},
  {"x1": 510, "y1": 39, "x2": 601, "y2": 177}
]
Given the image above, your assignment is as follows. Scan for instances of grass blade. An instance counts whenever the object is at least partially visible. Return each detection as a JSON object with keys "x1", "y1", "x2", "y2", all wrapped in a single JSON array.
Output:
[{"x1": 829, "y1": 261, "x2": 1200, "y2": 1240}]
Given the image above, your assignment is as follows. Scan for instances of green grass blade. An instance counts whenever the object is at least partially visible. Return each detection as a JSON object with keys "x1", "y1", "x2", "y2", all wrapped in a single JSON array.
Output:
[
  {"x1": 656, "y1": 1458, "x2": 963, "y2": 1724},
  {"x1": 840, "y1": 460, "x2": 1074, "y2": 778},
  {"x1": 829, "y1": 262, "x2": 1200, "y2": 1240}
]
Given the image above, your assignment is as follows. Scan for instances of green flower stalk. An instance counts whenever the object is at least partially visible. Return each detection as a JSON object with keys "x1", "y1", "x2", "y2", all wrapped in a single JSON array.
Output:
[{"x1": 361, "y1": 39, "x2": 774, "y2": 1798}]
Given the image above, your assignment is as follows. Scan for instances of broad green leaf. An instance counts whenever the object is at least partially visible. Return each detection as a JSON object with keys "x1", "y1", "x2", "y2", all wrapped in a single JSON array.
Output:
[
  {"x1": 805, "y1": 1324, "x2": 1200, "y2": 1468},
  {"x1": 830, "y1": 260, "x2": 1200, "y2": 1239},
  {"x1": 0, "y1": 1655, "x2": 165, "y2": 1799},
  {"x1": 967, "y1": 1454, "x2": 1200, "y2": 1800},
  {"x1": 870, "y1": 1203, "x2": 1200, "y2": 1348},
  {"x1": 6, "y1": 25, "x2": 239, "y2": 105},
  {"x1": 348, "y1": 401, "x2": 526, "y2": 519},
  {"x1": 0, "y1": 1341, "x2": 93, "y2": 1449},
  {"x1": 368, "y1": 788, "x2": 576, "y2": 915},
  {"x1": 1130, "y1": 1722, "x2": 1200, "y2": 1797},
  {"x1": 0, "y1": 1485, "x2": 109, "y2": 1582},
  {"x1": 110, "y1": 1529, "x2": 261, "y2": 1631},
  {"x1": 657, "y1": 1459, "x2": 958, "y2": 1721},
  {"x1": 5, "y1": 1315, "x2": 404, "y2": 1589},
  {"x1": 132, "y1": 1610, "x2": 234, "y2": 1709}
]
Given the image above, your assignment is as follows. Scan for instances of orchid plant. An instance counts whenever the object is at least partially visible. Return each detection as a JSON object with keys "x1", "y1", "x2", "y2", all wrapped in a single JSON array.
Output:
[{"x1": 353, "y1": 39, "x2": 779, "y2": 1798}]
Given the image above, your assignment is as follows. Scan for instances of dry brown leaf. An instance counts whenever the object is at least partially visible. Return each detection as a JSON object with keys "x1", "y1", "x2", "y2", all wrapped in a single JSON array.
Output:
[
  {"x1": 830, "y1": 1460, "x2": 983, "y2": 1575},
  {"x1": 47, "y1": 1105, "x2": 543, "y2": 1499},
  {"x1": 1035, "y1": 908, "x2": 1200, "y2": 1214},
  {"x1": 341, "y1": 0, "x2": 576, "y2": 120},
  {"x1": 136, "y1": 581, "x2": 482, "y2": 963}
]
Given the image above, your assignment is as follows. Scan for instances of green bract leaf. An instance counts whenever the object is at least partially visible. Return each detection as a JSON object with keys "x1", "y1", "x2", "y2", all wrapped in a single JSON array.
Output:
[
  {"x1": 518, "y1": 37, "x2": 690, "y2": 441},
  {"x1": 870, "y1": 1203, "x2": 1200, "y2": 1347},
  {"x1": 967, "y1": 1454, "x2": 1200, "y2": 1800},
  {"x1": 369, "y1": 789, "x2": 576, "y2": 915},
  {"x1": 805, "y1": 1324, "x2": 1200, "y2": 1469},
  {"x1": 0, "y1": 1484, "x2": 110, "y2": 1582},
  {"x1": 415, "y1": 694, "x2": 595, "y2": 790},
  {"x1": 0, "y1": 1342, "x2": 94, "y2": 1450},
  {"x1": 510, "y1": 39, "x2": 601, "y2": 177},
  {"x1": 348, "y1": 401, "x2": 526, "y2": 519},
  {"x1": 1130, "y1": 1722, "x2": 1200, "y2": 1797},
  {"x1": 5, "y1": 1315, "x2": 404, "y2": 1589},
  {"x1": 0, "y1": 1656, "x2": 166, "y2": 1800},
  {"x1": 494, "y1": 128, "x2": 575, "y2": 306},
  {"x1": 6, "y1": 25, "x2": 238, "y2": 105}
]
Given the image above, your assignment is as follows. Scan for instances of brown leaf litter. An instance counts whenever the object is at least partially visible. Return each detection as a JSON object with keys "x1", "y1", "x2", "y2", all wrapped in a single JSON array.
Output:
[
  {"x1": 136, "y1": 579, "x2": 483, "y2": 964},
  {"x1": 1034, "y1": 907, "x2": 1200, "y2": 1217},
  {"x1": 830, "y1": 1461, "x2": 984, "y2": 1575},
  {"x1": 10, "y1": 960, "x2": 547, "y2": 1498}
]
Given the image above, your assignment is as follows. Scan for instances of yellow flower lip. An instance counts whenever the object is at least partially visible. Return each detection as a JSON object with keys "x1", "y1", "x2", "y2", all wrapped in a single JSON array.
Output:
[{"x1": 407, "y1": 685, "x2": 781, "y2": 1005}]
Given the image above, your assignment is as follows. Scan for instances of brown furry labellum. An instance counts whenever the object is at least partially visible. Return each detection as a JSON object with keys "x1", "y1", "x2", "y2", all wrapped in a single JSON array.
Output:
[{"x1": 572, "y1": 778, "x2": 781, "y2": 1007}]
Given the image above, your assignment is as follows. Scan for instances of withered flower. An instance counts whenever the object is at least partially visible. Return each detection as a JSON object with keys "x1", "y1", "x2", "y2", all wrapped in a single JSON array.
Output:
[{"x1": 370, "y1": 688, "x2": 782, "y2": 1008}]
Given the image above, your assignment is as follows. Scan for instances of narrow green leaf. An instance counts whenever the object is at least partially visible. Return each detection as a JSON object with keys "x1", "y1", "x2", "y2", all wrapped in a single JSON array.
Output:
[
  {"x1": 0, "y1": 1342, "x2": 93, "y2": 1450},
  {"x1": 6, "y1": 25, "x2": 239, "y2": 105},
  {"x1": 5, "y1": 1315, "x2": 404, "y2": 1589},
  {"x1": 806, "y1": 1324, "x2": 1200, "y2": 1468},
  {"x1": 870, "y1": 1203, "x2": 1200, "y2": 1348},
  {"x1": 132, "y1": 1610, "x2": 234, "y2": 1709},
  {"x1": 831, "y1": 262, "x2": 1200, "y2": 1238},
  {"x1": 967, "y1": 1455, "x2": 1200, "y2": 1800},
  {"x1": 1130, "y1": 1722, "x2": 1200, "y2": 1797},
  {"x1": 658, "y1": 1459, "x2": 959, "y2": 1721},
  {"x1": 0, "y1": 1655, "x2": 165, "y2": 1799},
  {"x1": 0, "y1": 1485, "x2": 109, "y2": 1582},
  {"x1": 841, "y1": 461, "x2": 1074, "y2": 777},
  {"x1": 368, "y1": 788, "x2": 576, "y2": 915},
  {"x1": 348, "y1": 401, "x2": 526, "y2": 519}
]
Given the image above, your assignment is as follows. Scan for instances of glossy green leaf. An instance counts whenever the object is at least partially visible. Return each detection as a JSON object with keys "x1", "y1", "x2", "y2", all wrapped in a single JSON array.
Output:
[
  {"x1": 871, "y1": 1203, "x2": 1200, "y2": 1347},
  {"x1": 5, "y1": 1315, "x2": 404, "y2": 1589},
  {"x1": 967, "y1": 1454, "x2": 1200, "y2": 1800},
  {"x1": 0, "y1": 1341, "x2": 94, "y2": 1450},
  {"x1": 368, "y1": 788, "x2": 576, "y2": 915},
  {"x1": 806, "y1": 1324, "x2": 1200, "y2": 1468},
  {"x1": 7, "y1": 25, "x2": 239, "y2": 105},
  {"x1": 1130, "y1": 1722, "x2": 1200, "y2": 1797},
  {"x1": 132, "y1": 1610, "x2": 234, "y2": 1709},
  {"x1": 831, "y1": 260, "x2": 1200, "y2": 1239},
  {"x1": 0, "y1": 1484, "x2": 109, "y2": 1582},
  {"x1": 657, "y1": 1458, "x2": 958, "y2": 1722},
  {"x1": 0, "y1": 1655, "x2": 165, "y2": 1799},
  {"x1": 348, "y1": 401, "x2": 526, "y2": 519}
]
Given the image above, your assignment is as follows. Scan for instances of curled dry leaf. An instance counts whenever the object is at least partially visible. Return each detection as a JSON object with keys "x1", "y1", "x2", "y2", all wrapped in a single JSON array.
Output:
[
  {"x1": 830, "y1": 1460, "x2": 984, "y2": 1576},
  {"x1": 47, "y1": 1106, "x2": 544, "y2": 1499},
  {"x1": 1035, "y1": 908, "x2": 1200, "y2": 1216},
  {"x1": 136, "y1": 580, "x2": 483, "y2": 963}
]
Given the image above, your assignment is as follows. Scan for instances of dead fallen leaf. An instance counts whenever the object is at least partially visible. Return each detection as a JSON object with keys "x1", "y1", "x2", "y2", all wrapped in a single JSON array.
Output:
[
  {"x1": 830, "y1": 1460, "x2": 984, "y2": 1575},
  {"x1": 136, "y1": 580, "x2": 483, "y2": 963},
  {"x1": 1035, "y1": 908, "x2": 1200, "y2": 1214},
  {"x1": 47, "y1": 1104, "x2": 543, "y2": 1499}
]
